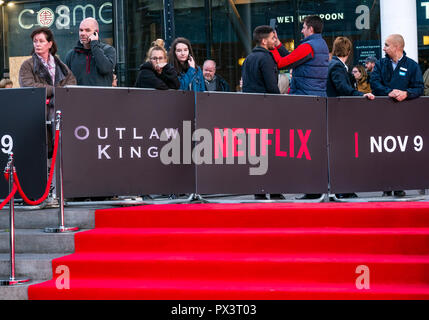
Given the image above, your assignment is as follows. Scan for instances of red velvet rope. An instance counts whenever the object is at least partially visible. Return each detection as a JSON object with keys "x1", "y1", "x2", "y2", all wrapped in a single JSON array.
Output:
[
  {"x1": 12, "y1": 129, "x2": 60, "y2": 206},
  {"x1": 0, "y1": 183, "x2": 17, "y2": 210}
]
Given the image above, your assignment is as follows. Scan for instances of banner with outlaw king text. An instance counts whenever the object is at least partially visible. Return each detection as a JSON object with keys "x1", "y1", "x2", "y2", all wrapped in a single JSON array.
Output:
[
  {"x1": 195, "y1": 92, "x2": 329, "y2": 194},
  {"x1": 328, "y1": 97, "x2": 429, "y2": 193},
  {"x1": 56, "y1": 87, "x2": 195, "y2": 197},
  {"x1": 0, "y1": 88, "x2": 47, "y2": 200}
]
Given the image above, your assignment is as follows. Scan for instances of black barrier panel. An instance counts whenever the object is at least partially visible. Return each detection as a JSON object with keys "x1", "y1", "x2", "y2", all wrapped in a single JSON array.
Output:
[
  {"x1": 195, "y1": 92, "x2": 329, "y2": 194},
  {"x1": 328, "y1": 96, "x2": 429, "y2": 193},
  {"x1": 0, "y1": 88, "x2": 47, "y2": 199},
  {"x1": 56, "y1": 87, "x2": 195, "y2": 197}
]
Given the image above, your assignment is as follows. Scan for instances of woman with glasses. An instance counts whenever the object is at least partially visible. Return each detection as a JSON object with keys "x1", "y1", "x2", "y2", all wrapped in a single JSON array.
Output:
[
  {"x1": 351, "y1": 65, "x2": 372, "y2": 94},
  {"x1": 168, "y1": 37, "x2": 205, "y2": 92},
  {"x1": 135, "y1": 39, "x2": 180, "y2": 89}
]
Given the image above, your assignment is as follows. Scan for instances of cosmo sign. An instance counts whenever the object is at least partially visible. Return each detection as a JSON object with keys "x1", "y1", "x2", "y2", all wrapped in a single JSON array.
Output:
[{"x1": 18, "y1": 2, "x2": 112, "y2": 30}]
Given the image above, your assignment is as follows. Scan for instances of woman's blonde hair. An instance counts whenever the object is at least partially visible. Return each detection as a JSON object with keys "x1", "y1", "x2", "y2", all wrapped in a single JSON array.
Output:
[{"x1": 145, "y1": 38, "x2": 167, "y2": 62}]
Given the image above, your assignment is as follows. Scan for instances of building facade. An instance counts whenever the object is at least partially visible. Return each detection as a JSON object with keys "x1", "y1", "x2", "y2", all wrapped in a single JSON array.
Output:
[{"x1": 0, "y1": 0, "x2": 428, "y2": 90}]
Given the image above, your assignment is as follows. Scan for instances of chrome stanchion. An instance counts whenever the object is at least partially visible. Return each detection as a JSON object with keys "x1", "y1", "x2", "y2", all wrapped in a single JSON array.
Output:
[
  {"x1": 0, "y1": 154, "x2": 31, "y2": 286},
  {"x1": 44, "y1": 111, "x2": 79, "y2": 233}
]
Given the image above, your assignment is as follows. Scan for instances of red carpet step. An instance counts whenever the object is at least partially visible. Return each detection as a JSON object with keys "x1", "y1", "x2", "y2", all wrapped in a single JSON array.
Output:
[{"x1": 28, "y1": 202, "x2": 429, "y2": 300}]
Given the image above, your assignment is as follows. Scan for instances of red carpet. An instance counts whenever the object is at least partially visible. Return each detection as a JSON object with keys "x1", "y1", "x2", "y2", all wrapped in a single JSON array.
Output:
[{"x1": 28, "y1": 202, "x2": 429, "y2": 299}]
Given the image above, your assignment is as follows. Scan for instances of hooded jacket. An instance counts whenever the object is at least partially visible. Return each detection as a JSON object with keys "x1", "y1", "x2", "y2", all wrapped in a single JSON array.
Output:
[
  {"x1": 370, "y1": 51, "x2": 424, "y2": 99},
  {"x1": 65, "y1": 40, "x2": 116, "y2": 86},
  {"x1": 135, "y1": 61, "x2": 180, "y2": 90}
]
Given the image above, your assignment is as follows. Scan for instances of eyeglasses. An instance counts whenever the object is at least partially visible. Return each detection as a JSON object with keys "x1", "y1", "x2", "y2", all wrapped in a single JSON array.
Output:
[
  {"x1": 352, "y1": 70, "x2": 360, "y2": 74},
  {"x1": 151, "y1": 56, "x2": 164, "y2": 61}
]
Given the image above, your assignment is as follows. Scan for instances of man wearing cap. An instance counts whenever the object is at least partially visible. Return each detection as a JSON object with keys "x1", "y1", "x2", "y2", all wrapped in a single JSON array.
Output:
[{"x1": 364, "y1": 56, "x2": 377, "y2": 82}]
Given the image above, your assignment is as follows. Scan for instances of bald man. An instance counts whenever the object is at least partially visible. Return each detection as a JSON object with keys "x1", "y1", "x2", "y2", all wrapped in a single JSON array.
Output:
[
  {"x1": 370, "y1": 34, "x2": 423, "y2": 102},
  {"x1": 65, "y1": 17, "x2": 116, "y2": 86},
  {"x1": 370, "y1": 34, "x2": 424, "y2": 198}
]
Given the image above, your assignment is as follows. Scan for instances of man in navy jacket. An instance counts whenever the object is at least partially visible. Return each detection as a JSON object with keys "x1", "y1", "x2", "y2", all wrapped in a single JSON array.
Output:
[
  {"x1": 242, "y1": 25, "x2": 284, "y2": 200},
  {"x1": 242, "y1": 25, "x2": 280, "y2": 94},
  {"x1": 370, "y1": 34, "x2": 424, "y2": 101},
  {"x1": 370, "y1": 34, "x2": 424, "y2": 197}
]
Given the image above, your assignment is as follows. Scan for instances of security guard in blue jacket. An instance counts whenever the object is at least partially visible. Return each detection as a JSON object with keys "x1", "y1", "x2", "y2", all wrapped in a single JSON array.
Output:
[
  {"x1": 370, "y1": 34, "x2": 424, "y2": 102},
  {"x1": 370, "y1": 34, "x2": 424, "y2": 197}
]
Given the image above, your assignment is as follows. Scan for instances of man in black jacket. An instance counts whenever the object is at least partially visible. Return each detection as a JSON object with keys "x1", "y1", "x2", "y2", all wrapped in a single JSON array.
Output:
[
  {"x1": 203, "y1": 60, "x2": 230, "y2": 92},
  {"x1": 242, "y1": 25, "x2": 280, "y2": 94},
  {"x1": 242, "y1": 25, "x2": 283, "y2": 200},
  {"x1": 65, "y1": 18, "x2": 116, "y2": 87}
]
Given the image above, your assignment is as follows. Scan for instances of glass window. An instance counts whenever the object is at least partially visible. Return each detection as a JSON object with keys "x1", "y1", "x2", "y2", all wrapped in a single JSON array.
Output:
[
  {"x1": 3, "y1": 0, "x2": 113, "y2": 86},
  {"x1": 171, "y1": 0, "x2": 380, "y2": 91},
  {"x1": 123, "y1": 0, "x2": 164, "y2": 87}
]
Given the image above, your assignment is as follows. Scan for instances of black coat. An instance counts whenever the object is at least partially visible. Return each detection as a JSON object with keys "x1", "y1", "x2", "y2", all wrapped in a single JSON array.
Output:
[
  {"x1": 135, "y1": 62, "x2": 180, "y2": 90},
  {"x1": 326, "y1": 56, "x2": 363, "y2": 97},
  {"x1": 242, "y1": 46, "x2": 280, "y2": 94}
]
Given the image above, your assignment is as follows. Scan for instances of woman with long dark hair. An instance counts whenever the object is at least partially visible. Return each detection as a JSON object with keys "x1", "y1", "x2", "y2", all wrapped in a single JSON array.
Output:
[{"x1": 168, "y1": 37, "x2": 205, "y2": 92}]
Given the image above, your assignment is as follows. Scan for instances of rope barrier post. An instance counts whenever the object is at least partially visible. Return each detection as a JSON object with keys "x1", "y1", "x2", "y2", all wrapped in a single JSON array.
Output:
[
  {"x1": 0, "y1": 153, "x2": 30, "y2": 286},
  {"x1": 44, "y1": 111, "x2": 79, "y2": 234}
]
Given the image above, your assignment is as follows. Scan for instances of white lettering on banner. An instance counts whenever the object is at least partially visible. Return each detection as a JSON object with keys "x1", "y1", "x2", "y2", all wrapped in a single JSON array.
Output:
[
  {"x1": 422, "y1": 2, "x2": 429, "y2": 19},
  {"x1": 98, "y1": 145, "x2": 111, "y2": 159},
  {"x1": 414, "y1": 136, "x2": 424, "y2": 151},
  {"x1": 18, "y1": 2, "x2": 112, "y2": 30},
  {"x1": 75, "y1": 125, "x2": 182, "y2": 160},
  {"x1": 131, "y1": 147, "x2": 142, "y2": 159},
  {"x1": 134, "y1": 128, "x2": 143, "y2": 140},
  {"x1": 98, "y1": 128, "x2": 108, "y2": 139},
  {"x1": 149, "y1": 128, "x2": 160, "y2": 140},
  {"x1": 370, "y1": 136, "x2": 423, "y2": 153},
  {"x1": 355, "y1": 5, "x2": 370, "y2": 30},
  {"x1": 74, "y1": 126, "x2": 90, "y2": 140},
  {"x1": 148, "y1": 147, "x2": 159, "y2": 158},
  {"x1": 1, "y1": 135, "x2": 13, "y2": 154},
  {"x1": 115, "y1": 128, "x2": 126, "y2": 140}
]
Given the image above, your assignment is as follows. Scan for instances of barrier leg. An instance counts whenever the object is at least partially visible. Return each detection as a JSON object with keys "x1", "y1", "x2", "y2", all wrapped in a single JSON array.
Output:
[
  {"x1": 44, "y1": 111, "x2": 79, "y2": 233},
  {"x1": 0, "y1": 154, "x2": 30, "y2": 286}
]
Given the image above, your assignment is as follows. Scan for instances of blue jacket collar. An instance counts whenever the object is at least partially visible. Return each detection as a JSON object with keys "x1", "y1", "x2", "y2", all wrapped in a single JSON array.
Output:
[{"x1": 301, "y1": 33, "x2": 322, "y2": 44}]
